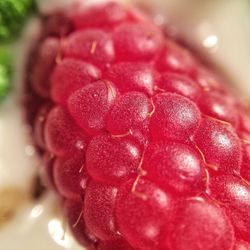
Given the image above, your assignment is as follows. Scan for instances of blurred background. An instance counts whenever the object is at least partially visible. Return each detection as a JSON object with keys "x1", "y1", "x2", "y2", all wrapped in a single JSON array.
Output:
[{"x1": 140, "y1": 0, "x2": 250, "y2": 98}]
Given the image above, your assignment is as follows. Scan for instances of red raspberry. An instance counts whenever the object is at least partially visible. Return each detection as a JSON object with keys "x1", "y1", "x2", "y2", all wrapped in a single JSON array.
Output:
[
  {"x1": 234, "y1": 240, "x2": 250, "y2": 250},
  {"x1": 24, "y1": 1, "x2": 250, "y2": 250}
]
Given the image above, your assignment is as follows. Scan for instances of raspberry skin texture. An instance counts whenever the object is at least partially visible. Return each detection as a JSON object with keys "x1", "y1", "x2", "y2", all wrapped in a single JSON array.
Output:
[
  {"x1": 162, "y1": 198, "x2": 235, "y2": 250},
  {"x1": 51, "y1": 58, "x2": 101, "y2": 105},
  {"x1": 24, "y1": 1, "x2": 250, "y2": 250}
]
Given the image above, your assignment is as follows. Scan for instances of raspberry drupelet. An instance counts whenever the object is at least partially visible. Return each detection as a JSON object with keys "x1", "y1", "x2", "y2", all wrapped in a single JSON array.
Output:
[{"x1": 24, "y1": 1, "x2": 250, "y2": 250}]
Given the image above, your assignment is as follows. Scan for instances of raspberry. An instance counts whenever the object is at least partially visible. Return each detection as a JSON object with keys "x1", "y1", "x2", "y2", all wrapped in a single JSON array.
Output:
[
  {"x1": 31, "y1": 37, "x2": 60, "y2": 98},
  {"x1": 241, "y1": 144, "x2": 250, "y2": 181},
  {"x1": 44, "y1": 106, "x2": 89, "y2": 157},
  {"x1": 163, "y1": 198, "x2": 235, "y2": 250},
  {"x1": 143, "y1": 142, "x2": 205, "y2": 195},
  {"x1": 84, "y1": 181, "x2": 118, "y2": 240},
  {"x1": 86, "y1": 133, "x2": 141, "y2": 185},
  {"x1": 105, "y1": 62, "x2": 157, "y2": 95},
  {"x1": 97, "y1": 239, "x2": 133, "y2": 250},
  {"x1": 149, "y1": 93, "x2": 201, "y2": 141},
  {"x1": 24, "y1": 1, "x2": 250, "y2": 250},
  {"x1": 51, "y1": 58, "x2": 101, "y2": 104},
  {"x1": 53, "y1": 156, "x2": 87, "y2": 200},
  {"x1": 34, "y1": 104, "x2": 52, "y2": 149},
  {"x1": 197, "y1": 91, "x2": 238, "y2": 126},
  {"x1": 157, "y1": 72, "x2": 201, "y2": 100},
  {"x1": 208, "y1": 175, "x2": 250, "y2": 241},
  {"x1": 116, "y1": 178, "x2": 172, "y2": 250},
  {"x1": 72, "y1": 2, "x2": 131, "y2": 29},
  {"x1": 64, "y1": 199, "x2": 98, "y2": 247},
  {"x1": 68, "y1": 80, "x2": 117, "y2": 134},
  {"x1": 63, "y1": 29, "x2": 115, "y2": 68},
  {"x1": 193, "y1": 117, "x2": 242, "y2": 173},
  {"x1": 155, "y1": 39, "x2": 196, "y2": 74},
  {"x1": 106, "y1": 91, "x2": 150, "y2": 136},
  {"x1": 234, "y1": 240, "x2": 250, "y2": 250},
  {"x1": 112, "y1": 22, "x2": 164, "y2": 61}
]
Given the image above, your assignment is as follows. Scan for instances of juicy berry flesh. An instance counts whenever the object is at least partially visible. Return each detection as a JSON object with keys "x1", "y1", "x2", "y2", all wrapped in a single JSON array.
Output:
[{"x1": 24, "y1": 1, "x2": 250, "y2": 250}]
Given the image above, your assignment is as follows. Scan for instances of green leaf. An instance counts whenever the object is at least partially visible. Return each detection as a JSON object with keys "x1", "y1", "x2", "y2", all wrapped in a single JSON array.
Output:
[
  {"x1": 0, "y1": 0, "x2": 36, "y2": 42},
  {"x1": 0, "y1": 46, "x2": 11, "y2": 101},
  {"x1": 0, "y1": 64, "x2": 10, "y2": 101},
  {"x1": 0, "y1": 0, "x2": 36, "y2": 102}
]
